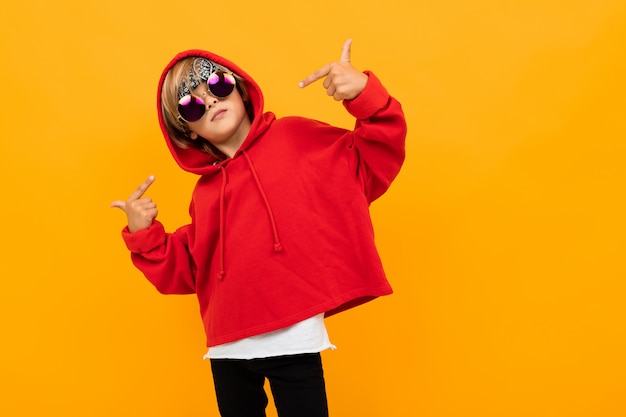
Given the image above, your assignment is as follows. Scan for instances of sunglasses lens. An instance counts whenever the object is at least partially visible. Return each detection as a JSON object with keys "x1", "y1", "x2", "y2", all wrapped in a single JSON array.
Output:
[
  {"x1": 208, "y1": 71, "x2": 236, "y2": 98},
  {"x1": 178, "y1": 95, "x2": 205, "y2": 122}
]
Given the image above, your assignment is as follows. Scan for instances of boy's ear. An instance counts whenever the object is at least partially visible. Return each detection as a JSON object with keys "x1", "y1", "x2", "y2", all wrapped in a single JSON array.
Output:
[{"x1": 189, "y1": 132, "x2": 198, "y2": 140}]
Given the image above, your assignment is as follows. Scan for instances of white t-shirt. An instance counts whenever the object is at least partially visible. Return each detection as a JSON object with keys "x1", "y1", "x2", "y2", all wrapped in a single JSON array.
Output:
[{"x1": 204, "y1": 313, "x2": 336, "y2": 360}]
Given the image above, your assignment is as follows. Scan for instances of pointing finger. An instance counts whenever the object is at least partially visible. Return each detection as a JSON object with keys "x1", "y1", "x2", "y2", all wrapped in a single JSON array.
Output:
[
  {"x1": 299, "y1": 64, "x2": 331, "y2": 89},
  {"x1": 340, "y1": 38, "x2": 352, "y2": 63},
  {"x1": 128, "y1": 175, "x2": 156, "y2": 201},
  {"x1": 299, "y1": 39, "x2": 355, "y2": 88},
  {"x1": 110, "y1": 200, "x2": 126, "y2": 210}
]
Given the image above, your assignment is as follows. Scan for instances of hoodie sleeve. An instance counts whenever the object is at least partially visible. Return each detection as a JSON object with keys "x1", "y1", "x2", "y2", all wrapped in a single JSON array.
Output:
[
  {"x1": 343, "y1": 71, "x2": 407, "y2": 202},
  {"x1": 121, "y1": 221, "x2": 196, "y2": 294}
]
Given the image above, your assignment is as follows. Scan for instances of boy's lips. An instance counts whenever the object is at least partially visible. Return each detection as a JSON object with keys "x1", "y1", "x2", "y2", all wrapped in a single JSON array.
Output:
[{"x1": 211, "y1": 109, "x2": 227, "y2": 121}]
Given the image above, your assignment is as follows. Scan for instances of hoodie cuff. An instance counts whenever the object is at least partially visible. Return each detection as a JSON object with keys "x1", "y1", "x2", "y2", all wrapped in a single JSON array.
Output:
[
  {"x1": 343, "y1": 71, "x2": 389, "y2": 120},
  {"x1": 121, "y1": 221, "x2": 166, "y2": 253}
]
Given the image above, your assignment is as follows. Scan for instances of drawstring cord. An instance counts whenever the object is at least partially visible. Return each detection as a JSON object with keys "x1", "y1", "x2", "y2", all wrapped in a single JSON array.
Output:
[
  {"x1": 215, "y1": 152, "x2": 283, "y2": 280},
  {"x1": 217, "y1": 166, "x2": 227, "y2": 280},
  {"x1": 242, "y1": 151, "x2": 283, "y2": 253}
]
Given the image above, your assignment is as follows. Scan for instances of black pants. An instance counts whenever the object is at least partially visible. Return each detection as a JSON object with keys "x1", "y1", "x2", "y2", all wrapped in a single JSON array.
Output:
[{"x1": 210, "y1": 353, "x2": 329, "y2": 417}]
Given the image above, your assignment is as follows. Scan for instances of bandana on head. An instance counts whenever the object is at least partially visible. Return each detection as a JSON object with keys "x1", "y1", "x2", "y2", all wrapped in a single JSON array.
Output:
[{"x1": 178, "y1": 58, "x2": 222, "y2": 99}]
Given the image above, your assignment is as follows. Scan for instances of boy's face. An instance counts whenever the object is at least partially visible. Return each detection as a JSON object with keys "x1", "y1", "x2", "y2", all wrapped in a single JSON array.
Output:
[{"x1": 186, "y1": 83, "x2": 251, "y2": 156}]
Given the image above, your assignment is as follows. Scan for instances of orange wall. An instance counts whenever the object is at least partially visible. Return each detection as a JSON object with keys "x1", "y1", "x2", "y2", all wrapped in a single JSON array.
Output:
[{"x1": 1, "y1": 1, "x2": 625, "y2": 416}]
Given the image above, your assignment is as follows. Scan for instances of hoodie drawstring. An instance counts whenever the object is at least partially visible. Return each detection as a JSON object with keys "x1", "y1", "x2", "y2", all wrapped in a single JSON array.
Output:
[
  {"x1": 215, "y1": 152, "x2": 283, "y2": 280},
  {"x1": 242, "y1": 151, "x2": 283, "y2": 253},
  {"x1": 217, "y1": 166, "x2": 227, "y2": 280}
]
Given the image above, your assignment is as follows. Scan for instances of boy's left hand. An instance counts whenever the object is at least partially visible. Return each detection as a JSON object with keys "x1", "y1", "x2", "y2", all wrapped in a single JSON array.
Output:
[{"x1": 299, "y1": 39, "x2": 368, "y2": 101}]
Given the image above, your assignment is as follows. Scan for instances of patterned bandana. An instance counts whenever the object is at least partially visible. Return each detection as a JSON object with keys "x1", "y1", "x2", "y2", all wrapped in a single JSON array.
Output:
[{"x1": 178, "y1": 58, "x2": 223, "y2": 99}]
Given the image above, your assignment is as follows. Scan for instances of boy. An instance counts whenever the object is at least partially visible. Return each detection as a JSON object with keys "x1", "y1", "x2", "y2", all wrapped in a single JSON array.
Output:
[{"x1": 112, "y1": 39, "x2": 407, "y2": 417}]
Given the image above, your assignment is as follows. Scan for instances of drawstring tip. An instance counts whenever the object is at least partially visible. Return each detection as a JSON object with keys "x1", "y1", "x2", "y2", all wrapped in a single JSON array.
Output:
[
  {"x1": 273, "y1": 243, "x2": 283, "y2": 252},
  {"x1": 217, "y1": 271, "x2": 225, "y2": 280}
]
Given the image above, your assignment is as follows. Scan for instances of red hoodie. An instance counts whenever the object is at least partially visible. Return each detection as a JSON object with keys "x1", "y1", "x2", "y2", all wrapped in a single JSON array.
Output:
[{"x1": 121, "y1": 49, "x2": 407, "y2": 347}]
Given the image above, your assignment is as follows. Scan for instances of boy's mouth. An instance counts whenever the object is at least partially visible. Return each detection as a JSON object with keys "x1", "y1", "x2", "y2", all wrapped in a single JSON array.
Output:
[{"x1": 211, "y1": 109, "x2": 227, "y2": 121}]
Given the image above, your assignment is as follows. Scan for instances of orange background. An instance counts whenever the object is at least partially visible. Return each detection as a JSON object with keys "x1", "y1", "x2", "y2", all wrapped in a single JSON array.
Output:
[{"x1": 1, "y1": 1, "x2": 625, "y2": 416}]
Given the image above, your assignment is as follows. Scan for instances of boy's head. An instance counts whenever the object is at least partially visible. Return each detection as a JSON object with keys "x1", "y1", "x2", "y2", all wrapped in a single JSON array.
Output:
[{"x1": 161, "y1": 57, "x2": 252, "y2": 158}]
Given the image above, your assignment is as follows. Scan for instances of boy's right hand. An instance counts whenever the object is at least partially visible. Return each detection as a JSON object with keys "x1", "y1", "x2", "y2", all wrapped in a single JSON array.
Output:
[{"x1": 110, "y1": 176, "x2": 158, "y2": 233}]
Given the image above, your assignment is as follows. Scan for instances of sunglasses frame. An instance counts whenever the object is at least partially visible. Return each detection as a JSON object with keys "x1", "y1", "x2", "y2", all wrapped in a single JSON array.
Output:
[{"x1": 177, "y1": 70, "x2": 237, "y2": 123}]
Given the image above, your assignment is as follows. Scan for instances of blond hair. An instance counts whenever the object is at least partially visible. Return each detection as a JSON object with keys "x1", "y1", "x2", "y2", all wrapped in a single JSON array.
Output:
[{"x1": 160, "y1": 57, "x2": 251, "y2": 159}]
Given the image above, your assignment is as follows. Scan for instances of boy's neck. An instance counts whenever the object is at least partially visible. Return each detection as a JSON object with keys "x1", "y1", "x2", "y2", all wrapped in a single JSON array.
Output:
[{"x1": 215, "y1": 118, "x2": 252, "y2": 158}]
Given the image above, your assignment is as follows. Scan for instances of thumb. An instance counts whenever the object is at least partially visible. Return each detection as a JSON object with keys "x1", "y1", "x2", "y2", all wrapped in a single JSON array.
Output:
[
  {"x1": 110, "y1": 200, "x2": 126, "y2": 211},
  {"x1": 340, "y1": 38, "x2": 352, "y2": 63}
]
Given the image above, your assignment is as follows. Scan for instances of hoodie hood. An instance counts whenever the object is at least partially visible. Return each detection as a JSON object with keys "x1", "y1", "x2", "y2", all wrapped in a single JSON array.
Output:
[{"x1": 156, "y1": 49, "x2": 275, "y2": 175}]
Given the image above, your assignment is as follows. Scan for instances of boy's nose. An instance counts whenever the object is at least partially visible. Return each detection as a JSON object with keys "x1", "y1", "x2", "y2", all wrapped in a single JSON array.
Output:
[
  {"x1": 203, "y1": 94, "x2": 218, "y2": 108},
  {"x1": 207, "y1": 98, "x2": 217, "y2": 109}
]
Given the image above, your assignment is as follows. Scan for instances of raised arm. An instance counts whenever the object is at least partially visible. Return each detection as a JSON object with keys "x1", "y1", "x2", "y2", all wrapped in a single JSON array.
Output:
[
  {"x1": 111, "y1": 176, "x2": 196, "y2": 294},
  {"x1": 300, "y1": 40, "x2": 407, "y2": 202}
]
